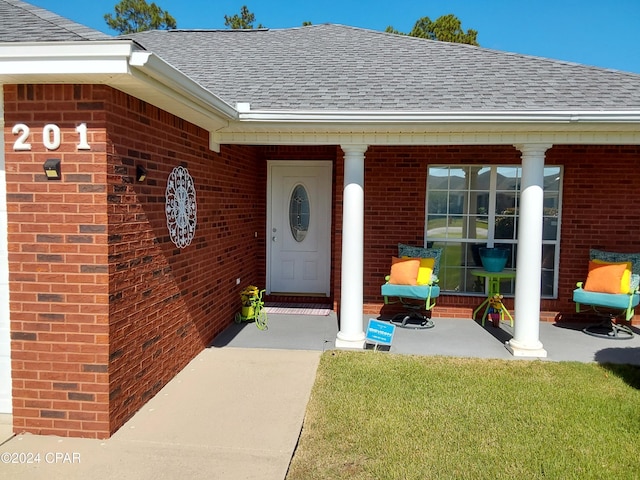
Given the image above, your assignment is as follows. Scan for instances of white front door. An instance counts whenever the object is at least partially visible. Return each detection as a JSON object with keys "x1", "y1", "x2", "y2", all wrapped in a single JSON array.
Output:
[{"x1": 267, "y1": 161, "x2": 332, "y2": 296}]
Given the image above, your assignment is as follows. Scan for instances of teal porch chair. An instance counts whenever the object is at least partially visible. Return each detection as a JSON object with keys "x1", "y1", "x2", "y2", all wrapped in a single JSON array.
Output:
[
  {"x1": 573, "y1": 249, "x2": 640, "y2": 339},
  {"x1": 381, "y1": 244, "x2": 442, "y2": 329}
]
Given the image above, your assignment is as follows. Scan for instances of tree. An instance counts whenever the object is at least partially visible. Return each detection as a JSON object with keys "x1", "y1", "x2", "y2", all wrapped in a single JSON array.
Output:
[
  {"x1": 105, "y1": 0, "x2": 176, "y2": 34},
  {"x1": 386, "y1": 13, "x2": 479, "y2": 46},
  {"x1": 224, "y1": 5, "x2": 264, "y2": 29}
]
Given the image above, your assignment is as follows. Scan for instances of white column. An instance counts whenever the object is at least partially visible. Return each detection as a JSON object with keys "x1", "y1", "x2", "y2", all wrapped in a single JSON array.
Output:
[
  {"x1": 335, "y1": 145, "x2": 368, "y2": 349},
  {"x1": 506, "y1": 144, "x2": 552, "y2": 358}
]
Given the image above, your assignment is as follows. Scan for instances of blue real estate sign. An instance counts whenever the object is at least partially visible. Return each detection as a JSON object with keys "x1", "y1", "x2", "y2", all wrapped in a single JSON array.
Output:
[{"x1": 365, "y1": 318, "x2": 396, "y2": 346}]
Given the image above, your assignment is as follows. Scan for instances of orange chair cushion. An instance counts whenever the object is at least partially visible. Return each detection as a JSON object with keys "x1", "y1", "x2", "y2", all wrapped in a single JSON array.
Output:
[
  {"x1": 583, "y1": 261, "x2": 628, "y2": 294},
  {"x1": 591, "y1": 259, "x2": 632, "y2": 293},
  {"x1": 389, "y1": 257, "x2": 420, "y2": 285}
]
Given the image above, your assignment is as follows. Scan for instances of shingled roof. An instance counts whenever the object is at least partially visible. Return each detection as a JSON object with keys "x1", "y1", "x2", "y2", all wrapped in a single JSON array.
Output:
[
  {"x1": 125, "y1": 24, "x2": 640, "y2": 112},
  {"x1": 2, "y1": 0, "x2": 640, "y2": 116},
  {"x1": 0, "y1": 0, "x2": 109, "y2": 42}
]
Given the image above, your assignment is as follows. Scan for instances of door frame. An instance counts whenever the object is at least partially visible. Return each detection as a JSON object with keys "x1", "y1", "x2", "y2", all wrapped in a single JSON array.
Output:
[{"x1": 266, "y1": 160, "x2": 333, "y2": 296}]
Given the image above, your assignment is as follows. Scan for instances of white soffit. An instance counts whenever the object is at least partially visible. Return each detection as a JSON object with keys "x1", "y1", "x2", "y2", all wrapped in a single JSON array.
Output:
[
  {"x1": 214, "y1": 118, "x2": 640, "y2": 146},
  {"x1": 214, "y1": 104, "x2": 640, "y2": 146}
]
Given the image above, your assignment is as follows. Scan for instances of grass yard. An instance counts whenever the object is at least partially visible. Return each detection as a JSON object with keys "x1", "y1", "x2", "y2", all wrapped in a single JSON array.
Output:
[{"x1": 287, "y1": 351, "x2": 640, "y2": 480}]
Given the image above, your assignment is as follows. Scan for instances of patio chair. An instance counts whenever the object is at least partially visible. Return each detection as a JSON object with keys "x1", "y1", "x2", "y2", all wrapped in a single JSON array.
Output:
[
  {"x1": 380, "y1": 244, "x2": 441, "y2": 329},
  {"x1": 572, "y1": 249, "x2": 640, "y2": 339}
]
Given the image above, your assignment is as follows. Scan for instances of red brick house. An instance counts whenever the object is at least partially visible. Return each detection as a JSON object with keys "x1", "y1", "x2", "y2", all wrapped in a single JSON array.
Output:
[{"x1": 1, "y1": 0, "x2": 640, "y2": 438}]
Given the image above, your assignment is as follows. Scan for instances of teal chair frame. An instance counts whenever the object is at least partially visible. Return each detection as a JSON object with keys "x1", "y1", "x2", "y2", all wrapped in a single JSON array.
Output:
[
  {"x1": 573, "y1": 249, "x2": 640, "y2": 339},
  {"x1": 380, "y1": 244, "x2": 442, "y2": 329},
  {"x1": 381, "y1": 281, "x2": 440, "y2": 328}
]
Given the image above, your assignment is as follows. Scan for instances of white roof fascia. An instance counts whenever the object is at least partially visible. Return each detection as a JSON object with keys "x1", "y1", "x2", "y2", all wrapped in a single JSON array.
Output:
[
  {"x1": 0, "y1": 42, "x2": 237, "y2": 121},
  {"x1": 0, "y1": 41, "x2": 135, "y2": 75},
  {"x1": 217, "y1": 107, "x2": 640, "y2": 146},
  {"x1": 128, "y1": 51, "x2": 238, "y2": 120},
  {"x1": 236, "y1": 109, "x2": 640, "y2": 124},
  {"x1": 0, "y1": 41, "x2": 237, "y2": 142}
]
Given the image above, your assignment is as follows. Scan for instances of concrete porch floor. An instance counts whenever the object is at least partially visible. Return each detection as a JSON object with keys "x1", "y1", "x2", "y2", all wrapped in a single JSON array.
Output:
[{"x1": 212, "y1": 312, "x2": 640, "y2": 365}]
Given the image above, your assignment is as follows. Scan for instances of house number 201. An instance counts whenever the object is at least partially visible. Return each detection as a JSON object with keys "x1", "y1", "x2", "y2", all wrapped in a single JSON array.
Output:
[{"x1": 12, "y1": 123, "x2": 91, "y2": 151}]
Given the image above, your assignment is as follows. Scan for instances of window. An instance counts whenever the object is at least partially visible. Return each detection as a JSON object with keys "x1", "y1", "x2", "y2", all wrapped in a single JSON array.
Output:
[
  {"x1": 426, "y1": 165, "x2": 562, "y2": 297},
  {"x1": 289, "y1": 184, "x2": 310, "y2": 242}
]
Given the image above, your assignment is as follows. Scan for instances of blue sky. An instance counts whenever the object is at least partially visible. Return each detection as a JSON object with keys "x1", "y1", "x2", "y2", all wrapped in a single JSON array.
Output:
[{"x1": 27, "y1": 0, "x2": 640, "y2": 73}]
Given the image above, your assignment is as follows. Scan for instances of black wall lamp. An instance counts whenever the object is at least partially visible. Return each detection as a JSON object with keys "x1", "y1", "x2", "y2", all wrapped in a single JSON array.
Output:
[
  {"x1": 136, "y1": 165, "x2": 147, "y2": 182},
  {"x1": 43, "y1": 158, "x2": 61, "y2": 180}
]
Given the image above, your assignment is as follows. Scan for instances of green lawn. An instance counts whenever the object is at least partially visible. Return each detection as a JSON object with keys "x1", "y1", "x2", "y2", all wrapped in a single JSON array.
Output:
[{"x1": 287, "y1": 351, "x2": 640, "y2": 480}]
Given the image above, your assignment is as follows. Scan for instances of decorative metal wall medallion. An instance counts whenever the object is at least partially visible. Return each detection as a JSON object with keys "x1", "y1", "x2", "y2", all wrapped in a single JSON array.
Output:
[{"x1": 165, "y1": 166, "x2": 197, "y2": 248}]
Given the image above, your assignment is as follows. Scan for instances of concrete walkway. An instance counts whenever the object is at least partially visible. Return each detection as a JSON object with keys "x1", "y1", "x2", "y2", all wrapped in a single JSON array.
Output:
[{"x1": 0, "y1": 347, "x2": 321, "y2": 480}]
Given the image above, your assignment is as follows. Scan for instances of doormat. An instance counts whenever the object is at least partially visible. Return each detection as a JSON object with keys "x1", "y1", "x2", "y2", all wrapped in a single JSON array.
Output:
[{"x1": 264, "y1": 303, "x2": 332, "y2": 316}]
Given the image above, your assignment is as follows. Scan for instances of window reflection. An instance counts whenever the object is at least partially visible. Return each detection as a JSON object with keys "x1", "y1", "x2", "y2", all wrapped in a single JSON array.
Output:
[
  {"x1": 426, "y1": 165, "x2": 562, "y2": 297},
  {"x1": 289, "y1": 184, "x2": 310, "y2": 242}
]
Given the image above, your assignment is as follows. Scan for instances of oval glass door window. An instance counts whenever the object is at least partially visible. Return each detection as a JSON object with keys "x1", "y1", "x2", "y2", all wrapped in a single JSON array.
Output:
[{"x1": 289, "y1": 184, "x2": 310, "y2": 242}]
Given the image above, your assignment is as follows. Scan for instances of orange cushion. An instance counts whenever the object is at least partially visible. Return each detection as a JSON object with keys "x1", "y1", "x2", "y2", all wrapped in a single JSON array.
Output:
[
  {"x1": 417, "y1": 257, "x2": 435, "y2": 285},
  {"x1": 389, "y1": 257, "x2": 420, "y2": 285},
  {"x1": 583, "y1": 261, "x2": 628, "y2": 294},
  {"x1": 591, "y1": 259, "x2": 632, "y2": 293}
]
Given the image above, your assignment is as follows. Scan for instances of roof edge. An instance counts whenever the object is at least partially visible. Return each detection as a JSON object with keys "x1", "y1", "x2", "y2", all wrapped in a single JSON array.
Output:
[
  {"x1": 236, "y1": 109, "x2": 640, "y2": 123},
  {"x1": 129, "y1": 51, "x2": 238, "y2": 119},
  {"x1": 0, "y1": 40, "x2": 237, "y2": 129}
]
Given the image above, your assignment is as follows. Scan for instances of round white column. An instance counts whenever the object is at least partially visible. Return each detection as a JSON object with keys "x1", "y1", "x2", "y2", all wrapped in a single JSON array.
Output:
[
  {"x1": 506, "y1": 144, "x2": 551, "y2": 357},
  {"x1": 336, "y1": 145, "x2": 368, "y2": 349}
]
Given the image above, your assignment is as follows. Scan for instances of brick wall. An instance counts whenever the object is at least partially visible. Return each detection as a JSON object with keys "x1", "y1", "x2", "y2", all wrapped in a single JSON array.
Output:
[
  {"x1": 548, "y1": 145, "x2": 640, "y2": 321},
  {"x1": 5, "y1": 84, "x2": 111, "y2": 437},
  {"x1": 104, "y1": 89, "x2": 265, "y2": 433},
  {"x1": 5, "y1": 84, "x2": 264, "y2": 438},
  {"x1": 361, "y1": 144, "x2": 640, "y2": 322}
]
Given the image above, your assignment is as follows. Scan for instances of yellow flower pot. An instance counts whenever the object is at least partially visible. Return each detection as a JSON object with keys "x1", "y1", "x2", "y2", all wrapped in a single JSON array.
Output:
[{"x1": 241, "y1": 305, "x2": 255, "y2": 318}]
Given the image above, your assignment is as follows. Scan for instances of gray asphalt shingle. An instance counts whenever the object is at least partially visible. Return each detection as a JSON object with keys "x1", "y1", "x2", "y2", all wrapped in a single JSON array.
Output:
[
  {"x1": 0, "y1": 0, "x2": 109, "y2": 42},
  {"x1": 2, "y1": 0, "x2": 640, "y2": 114},
  {"x1": 124, "y1": 25, "x2": 640, "y2": 112}
]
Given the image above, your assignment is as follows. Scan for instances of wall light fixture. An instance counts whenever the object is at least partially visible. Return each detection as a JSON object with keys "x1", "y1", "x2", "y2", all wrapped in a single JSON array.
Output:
[
  {"x1": 43, "y1": 158, "x2": 61, "y2": 180},
  {"x1": 136, "y1": 165, "x2": 147, "y2": 182}
]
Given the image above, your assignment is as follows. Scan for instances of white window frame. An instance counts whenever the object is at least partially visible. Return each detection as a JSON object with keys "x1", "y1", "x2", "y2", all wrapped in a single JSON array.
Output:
[{"x1": 425, "y1": 165, "x2": 563, "y2": 298}]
